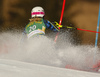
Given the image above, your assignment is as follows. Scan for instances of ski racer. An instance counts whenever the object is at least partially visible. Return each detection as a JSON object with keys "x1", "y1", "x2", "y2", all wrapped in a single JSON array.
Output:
[{"x1": 24, "y1": 6, "x2": 60, "y2": 39}]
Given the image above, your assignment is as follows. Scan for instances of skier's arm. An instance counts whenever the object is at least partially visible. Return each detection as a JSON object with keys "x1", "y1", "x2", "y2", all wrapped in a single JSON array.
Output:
[{"x1": 44, "y1": 20, "x2": 59, "y2": 32}]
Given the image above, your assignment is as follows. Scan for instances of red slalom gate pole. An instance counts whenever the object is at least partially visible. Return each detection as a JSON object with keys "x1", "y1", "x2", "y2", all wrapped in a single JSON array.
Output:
[
  {"x1": 59, "y1": 0, "x2": 66, "y2": 27},
  {"x1": 77, "y1": 28, "x2": 100, "y2": 33},
  {"x1": 54, "y1": 0, "x2": 66, "y2": 42}
]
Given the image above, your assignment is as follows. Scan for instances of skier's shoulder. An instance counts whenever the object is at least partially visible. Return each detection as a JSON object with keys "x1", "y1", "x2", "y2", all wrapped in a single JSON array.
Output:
[
  {"x1": 43, "y1": 19, "x2": 53, "y2": 26},
  {"x1": 43, "y1": 19, "x2": 49, "y2": 24},
  {"x1": 43, "y1": 19, "x2": 59, "y2": 31}
]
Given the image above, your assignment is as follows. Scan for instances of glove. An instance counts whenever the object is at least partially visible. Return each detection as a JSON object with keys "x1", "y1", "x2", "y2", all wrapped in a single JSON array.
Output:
[
  {"x1": 52, "y1": 21, "x2": 77, "y2": 30},
  {"x1": 52, "y1": 21, "x2": 63, "y2": 28}
]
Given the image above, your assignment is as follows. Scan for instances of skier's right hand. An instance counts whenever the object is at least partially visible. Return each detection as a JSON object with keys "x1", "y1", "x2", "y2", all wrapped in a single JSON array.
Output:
[{"x1": 52, "y1": 21, "x2": 63, "y2": 28}]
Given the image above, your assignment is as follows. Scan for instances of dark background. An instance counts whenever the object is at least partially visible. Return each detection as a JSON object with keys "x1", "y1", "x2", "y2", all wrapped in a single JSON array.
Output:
[{"x1": 0, "y1": 0, "x2": 100, "y2": 46}]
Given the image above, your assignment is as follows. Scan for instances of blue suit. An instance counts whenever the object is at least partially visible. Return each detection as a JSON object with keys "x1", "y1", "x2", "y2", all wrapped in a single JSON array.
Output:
[{"x1": 43, "y1": 19, "x2": 59, "y2": 32}]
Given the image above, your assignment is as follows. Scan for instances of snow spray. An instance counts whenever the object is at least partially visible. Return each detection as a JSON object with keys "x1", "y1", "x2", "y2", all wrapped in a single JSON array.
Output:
[{"x1": 0, "y1": 31, "x2": 100, "y2": 72}]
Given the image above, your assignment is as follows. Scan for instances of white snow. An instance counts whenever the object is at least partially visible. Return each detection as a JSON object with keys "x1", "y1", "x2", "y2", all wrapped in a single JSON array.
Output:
[{"x1": 0, "y1": 59, "x2": 100, "y2": 77}]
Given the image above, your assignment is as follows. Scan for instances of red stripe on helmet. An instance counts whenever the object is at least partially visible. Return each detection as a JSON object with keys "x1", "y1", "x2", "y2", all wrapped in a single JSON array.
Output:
[{"x1": 31, "y1": 12, "x2": 44, "y2": 15}]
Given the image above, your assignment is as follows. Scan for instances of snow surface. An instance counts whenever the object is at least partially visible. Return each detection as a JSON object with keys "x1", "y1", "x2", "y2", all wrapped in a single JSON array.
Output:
[{"x1": 0, "y1": 59, "x2": 100, "y2": 77}]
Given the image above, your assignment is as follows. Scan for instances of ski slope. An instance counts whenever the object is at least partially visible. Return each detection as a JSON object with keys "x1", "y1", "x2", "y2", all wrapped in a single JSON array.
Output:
[{"x1": 0, "y1": 59, "x2": 100, "y2": 77}]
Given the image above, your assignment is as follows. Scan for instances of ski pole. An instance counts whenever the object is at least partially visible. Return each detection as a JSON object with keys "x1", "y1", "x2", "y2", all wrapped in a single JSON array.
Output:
[
  {"x1": 77, "y1": 28, "x2": 100, "y2": 33},
  {"x1": 54, "y1": 0, "x2": 66, "y2": 42},
  {"x1": 54, "y1": 22, "x2": 100, "y2": 33}
]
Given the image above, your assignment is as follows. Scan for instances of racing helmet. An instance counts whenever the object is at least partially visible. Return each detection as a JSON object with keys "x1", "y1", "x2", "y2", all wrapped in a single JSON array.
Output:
[{"x1": 31, "y1": 6, "x2": 45, "y2": 18}]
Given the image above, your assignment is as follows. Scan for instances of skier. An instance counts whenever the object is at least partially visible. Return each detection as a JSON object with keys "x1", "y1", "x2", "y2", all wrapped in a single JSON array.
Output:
[{"x1": 24, "y1": 6, "x2": 60, "y2": 39}]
